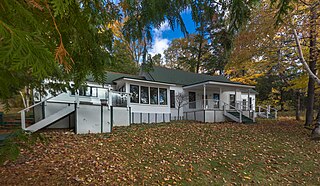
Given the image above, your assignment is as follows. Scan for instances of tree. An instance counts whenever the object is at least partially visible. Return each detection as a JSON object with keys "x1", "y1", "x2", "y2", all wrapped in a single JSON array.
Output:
[
  {"x1": 0, "y1": 0, "x2": 120, "y2": 106},
  {"x1": 107, "y1": 40, "x2": 139, "y2": 74},
  {"x1": 175, "y1": 93, "x2": 188, "y2": 120},
  {"x1": 152, "y1": 54, "x2": 163, "y2": 66},
  {"x1": 271, "y1": 0, "x2": 319, "y2": 127},
  {"x1": 164, "y1": 34, "x2": 211, "y2": 73},
  {"x1": 294, "y1": 28, "x2": 320, "y2": 138},
  {"x1": 1, "y1": 0, "x2": 261, "y2": 109}
]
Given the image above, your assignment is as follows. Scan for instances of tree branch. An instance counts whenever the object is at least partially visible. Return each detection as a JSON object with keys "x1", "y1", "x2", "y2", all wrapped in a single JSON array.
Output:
[{"x1": 293, "y1": 29, "x2": 320, "y2": 85}]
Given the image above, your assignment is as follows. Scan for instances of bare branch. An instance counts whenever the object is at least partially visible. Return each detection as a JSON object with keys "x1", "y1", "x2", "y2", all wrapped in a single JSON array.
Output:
[{"x1": 293, "y1": 29, "x2": 320, "y2": 85}]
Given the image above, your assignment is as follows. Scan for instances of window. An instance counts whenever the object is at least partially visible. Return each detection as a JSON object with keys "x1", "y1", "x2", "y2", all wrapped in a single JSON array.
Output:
[
  {"x1": 189, "y1": 92, "x2": 196, "y2": 109},
  {"x1": 71, "y1": 86, "x2": 98, "y2": 97},
  {"x1": 249, "y1": 97, "x2": 252, "y2": 110},
  {"x1": 159, "y1": 88, "x2": 167, "y2": 105},
  {"x1": 213, "y1": 93, "x2": 220, "y2": 108},
  {"x1": 170, "y1": 90, "x2": 175, "y2": 108},
  {"x1": 150, "y1": 87, "x2": 158, "y2": 104},
  {"x1": 230, "y1": 94, "x2": 235, "y2": 108},
  {"x1": 140, "y1": 86, "x2": 149, "y2": 104},
  {"x1": 130, "y1": 85, "x2": 139, "y2": 103},
  {"x1": 242, "y1": 99, "x2": 247, "y2": 110}
]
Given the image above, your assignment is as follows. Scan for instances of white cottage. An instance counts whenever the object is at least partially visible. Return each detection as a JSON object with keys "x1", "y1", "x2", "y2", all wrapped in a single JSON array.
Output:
[{"x1": 20, "y1": 66, "x2": 258, "y2": 134}]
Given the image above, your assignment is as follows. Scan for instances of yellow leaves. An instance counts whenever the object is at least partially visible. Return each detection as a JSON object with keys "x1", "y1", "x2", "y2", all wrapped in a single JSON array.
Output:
[
  {"x1": 286, "y1": 74, "x2": 309, "y2": 90},
  {"x1": 271, "y1": 87, "x2": 279, "y2": 94},
  {"x1": 107, "y1": 20, "x2": 124, "y2": 39}
]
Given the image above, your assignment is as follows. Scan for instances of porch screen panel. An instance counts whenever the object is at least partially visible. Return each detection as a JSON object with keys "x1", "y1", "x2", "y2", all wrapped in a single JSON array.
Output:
[
  {"x1": 159, "y1": 88, "x2": 167, "y2": 105},
  {"x1": 130, "y1": 85, "x2": 139, "y2": 103},
  {"x1": 170, "y1": 90, "x2": 175, "y2": 108},
  {"x1": 140, "y1": 86, "x2": 149, "y2": 104},
  {"x1": 213, "y1": 93, "x2": 220, "y2": 108},
  {"x1": 189, "y1": 92, "x2": 196, "y2": 109},
  {"x1": 150, "y1": 87, "x2": 158, "y2": 104}
]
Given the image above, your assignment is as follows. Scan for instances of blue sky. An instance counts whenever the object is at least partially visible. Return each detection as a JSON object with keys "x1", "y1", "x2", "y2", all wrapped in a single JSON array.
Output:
[
  {"x1": 149, "y1": 12, "x2": 197, "y2": 57},
  {"x1": 162, "y1": 12, "x2": 197, "y2": 40}
]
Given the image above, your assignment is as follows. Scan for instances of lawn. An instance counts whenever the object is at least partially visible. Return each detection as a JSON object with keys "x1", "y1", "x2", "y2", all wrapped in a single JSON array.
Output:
[{"x1": 1, "y1": 119, "x2": 320, "y2": 185}]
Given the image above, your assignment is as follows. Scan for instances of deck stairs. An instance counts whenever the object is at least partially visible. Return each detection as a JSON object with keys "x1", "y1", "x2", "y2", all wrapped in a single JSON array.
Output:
[
  {"x1": 25, "y1": 106, "x2": 74, "y2": 132},
  {"x1": 19, "y1": 95, "x2": 76, "y2": 133},
  {"x1": 225, "y1": 111, "x2": 254, "y2": 124},
  {"x1": 222, "y1": 101, "x2": 255, "y2": 124}
]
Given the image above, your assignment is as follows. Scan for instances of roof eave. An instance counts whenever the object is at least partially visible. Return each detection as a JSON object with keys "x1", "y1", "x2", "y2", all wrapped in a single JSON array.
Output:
[
  {"x1": 114, "y1": 77, "x2": 177, "y2": 86},
  {"x1": 183, "y1": 80, "x2": 255, "y2": 89}
]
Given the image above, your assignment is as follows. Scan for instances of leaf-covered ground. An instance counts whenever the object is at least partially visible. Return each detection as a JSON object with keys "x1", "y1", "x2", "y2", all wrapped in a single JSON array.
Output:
[{"x1": 1, "y1": 119, "x2": 320, "y2": 185}]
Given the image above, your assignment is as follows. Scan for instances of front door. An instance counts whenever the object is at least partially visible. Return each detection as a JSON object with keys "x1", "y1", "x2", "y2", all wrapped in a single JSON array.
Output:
[
  {"x1": 230, "y1": 94, "x2": 235, "y2": 108},
  {"x1": 213, "y1": 93, "x2": 220, "y2": 108},
  {"x1": 189, "y1": 92, "x2": 196, "y2": 109}
]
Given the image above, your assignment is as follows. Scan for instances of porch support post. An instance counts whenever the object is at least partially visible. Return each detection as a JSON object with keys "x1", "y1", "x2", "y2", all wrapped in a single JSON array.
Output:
[
  {"x1": 248, "y1": 89, "x2": 250, "y2": 111},
  {"x1": 75, "y1": 90, "x2": 80, "y2": 108},
  {"x1": 219, "y1": 88, "x2": 222, "y2": 109},
  {"x1": 203, "y1": 84, "x2": 206, "y2": 110},
  {"x1": 235, "y1": 89, "x2": 237, "y2": 109}
]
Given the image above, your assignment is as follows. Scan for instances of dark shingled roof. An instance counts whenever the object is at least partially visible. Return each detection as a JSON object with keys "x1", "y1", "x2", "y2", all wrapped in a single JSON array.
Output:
[
  {"x1": 104, "y1": 72, "x2": 145, "y2": 84},
  {"x1": 143, "y1": 66, "x2": 241, "y2": 86},
  {"x1": 87, "y1": 72, "x2": 145, "y2": 84}
]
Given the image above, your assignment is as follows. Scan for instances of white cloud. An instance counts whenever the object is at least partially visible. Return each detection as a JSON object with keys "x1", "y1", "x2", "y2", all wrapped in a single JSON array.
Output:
[
  {"x1": 149, "y1": 37, "x2": 170, "y2": 57},
  {"x1": 155, "y1": 21, "x2": 170, "y2": 35},
  {"x1": 149, "y1": 21, "x2": 171, "y2": 58}
]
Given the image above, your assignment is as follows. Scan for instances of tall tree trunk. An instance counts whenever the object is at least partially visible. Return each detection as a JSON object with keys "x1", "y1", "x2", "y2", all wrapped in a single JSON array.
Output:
[
  {"x1": 296, "y1": 90, "x2": 301, "y2": 121},
  {"x1": 280, "y1": 89, "x2": 284, "y2": 111},
  {"x1": 196, "y1": 39, "x2": 203, "y2": 74},
  {"x1": 311, "y1": 108, "x2": 320, "y2": 140},
  {"x1": 316, "y1": 107, "x2": 320, "y2": 122},
  {"x1": 305, "y1": 5, "x2": 318, "y2": 127}
]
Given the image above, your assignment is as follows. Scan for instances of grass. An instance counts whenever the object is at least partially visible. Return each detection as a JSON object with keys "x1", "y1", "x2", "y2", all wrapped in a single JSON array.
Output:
[{"x1": 0, "y1": 119, "x2": 320, "y2": 185}]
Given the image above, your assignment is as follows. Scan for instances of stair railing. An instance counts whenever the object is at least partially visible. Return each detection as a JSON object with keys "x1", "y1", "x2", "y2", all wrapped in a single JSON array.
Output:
[
  {"x1": 236, "y1": 101, "x2": 254, "y2": 111},
  {"x1": 269, "y1": 106, "x2": 278, "y2": 119},
  {"x1": 221, "y1": 101, "x2": 242, "y2": 123},
  {"x1": 18, "y1": 92, "x2": 75, "y2": 130},
  {"x1": 18, "y1": 96, "x2": 55, "y2": 130},
  {"x1": 257, "y1": 105, "x2": 278, "y2": 119},
  {"x1": 258, "y1": 106, "x2": 269, "y2": 118}
]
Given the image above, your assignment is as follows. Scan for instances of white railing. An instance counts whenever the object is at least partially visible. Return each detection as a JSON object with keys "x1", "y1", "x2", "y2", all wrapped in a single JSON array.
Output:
[
  {"x1": 18, "y1": 91, "x2": 77, "y2": 130},
  {"x1": 257, "y1": 105, "x2": 278, "y2": 119},
  {"x1": 18, "y1": 96, "x2": 56, "y2": 130},
  {"x1": 235, "y1": 101, "x2": 254, "y2": 111},
  {"x1": 221, "y1": 101, "x2": 243, "y2": 123},
  {"x1": 111, "y1": 91, "x2": 131, "y2": 107},
  {"x1": 183, "y1": 99, "x2": 220, "y2": 111},
  {"x1": 182, "y1": 99, "x2": 257, "y2": 123}
]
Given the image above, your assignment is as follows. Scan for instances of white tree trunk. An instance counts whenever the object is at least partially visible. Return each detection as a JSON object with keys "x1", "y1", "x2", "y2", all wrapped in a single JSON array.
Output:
[{"x1": 293, "y1": 29, "x2": 320, "y2": 85}]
